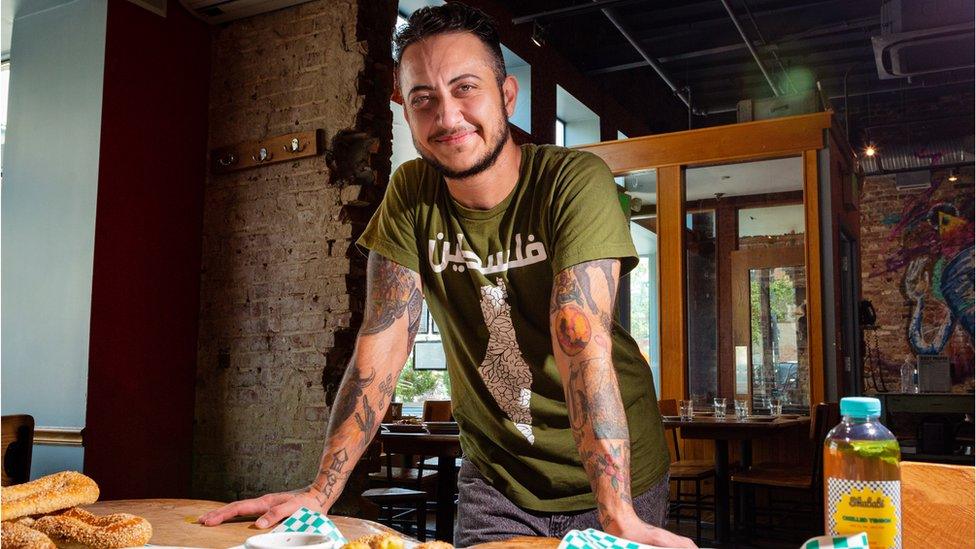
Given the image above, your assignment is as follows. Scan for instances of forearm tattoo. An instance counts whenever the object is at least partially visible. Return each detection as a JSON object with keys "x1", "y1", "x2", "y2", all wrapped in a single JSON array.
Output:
[
  {"x1": 311, "y1": 254, "x2": 419, "y2": 503},
  {"x1": 329, "y1": 367, "x2": 376, "y2": 426},
  {"x1": 313, "y1": 448, "x2": 351, "y2": 506},
  {"x1": 581, "y1": 443, "x2": 634, "y2": 528},
  {"x1": 567, "y1": 357, "x2": 630, "y2": 439},
  {"x1": 552, "y1": 259, "x2": 633, "y2": 526},
  {"x1": 362, "y1": 252, "x2": 423, "y2": 336},
  {"x1": 353, "y1": 393, "x2": 378, "y2": 447}
]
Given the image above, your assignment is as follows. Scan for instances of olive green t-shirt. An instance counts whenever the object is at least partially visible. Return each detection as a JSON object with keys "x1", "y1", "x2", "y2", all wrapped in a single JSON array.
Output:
[{"x1": 357, "y1": 144, "x2": 669, "y2": 512}]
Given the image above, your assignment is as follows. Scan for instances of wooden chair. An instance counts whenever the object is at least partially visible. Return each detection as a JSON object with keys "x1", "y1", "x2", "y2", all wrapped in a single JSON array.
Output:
[
  {"x1": 731, "y1": 402, "x2": 839, "y2": 543},
  {"x1": 362, "y1": 440, "x2": 431, "y2": 541},
  {"x1": 1, "y1": 415, "x2": 35, "y2": 486},
  {"x1": 659, "y1": 399, "x2": 715, "y2": 544},
  {"x1": 422, "y1": 400, "x2": 453, "y2": 422},
  {"x1": 902, "y1": 461, "x2": 974, "y2": 549}
]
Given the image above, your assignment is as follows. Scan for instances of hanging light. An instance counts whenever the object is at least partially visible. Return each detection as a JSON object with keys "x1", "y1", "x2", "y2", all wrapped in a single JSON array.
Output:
[
  {"x1": 948, "y1": 169, "x2": 959, "y2": 182},
  {"x1": 531, "y1": 21, "x2": 546, "y2": 47},
  {"x1": 863, "y1": 144, "x2": 877, "y2": 157}
]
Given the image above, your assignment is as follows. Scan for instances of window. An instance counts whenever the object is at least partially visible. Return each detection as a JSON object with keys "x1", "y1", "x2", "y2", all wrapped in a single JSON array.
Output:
[
  {"x1": 1, "y1": 61, "x2": 9, "y2": 175},
  {"x1": 555, "y1": 118, "x2": 565, "y2": 147},
  {"x1": 629, "y1": 221, "x2": 660, "y2": 397},
  {"x1": 555, "y1": 85, "x2": 599, "y2": 146},
  {"x1": 396, "y1": 302, "x2": 451, "y2": 417},
  {"x1": 501, "y1": 45, "x2": 531, "y2": 133}
]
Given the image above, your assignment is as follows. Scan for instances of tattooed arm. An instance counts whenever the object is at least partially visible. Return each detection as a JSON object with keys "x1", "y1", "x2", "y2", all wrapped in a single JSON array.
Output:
[
  {"x1": 200, "y1": 251, "x2": 422, "y2": 528},
  {"x1": 550, "y1": 260, "x2": 695, "y2": 548}
]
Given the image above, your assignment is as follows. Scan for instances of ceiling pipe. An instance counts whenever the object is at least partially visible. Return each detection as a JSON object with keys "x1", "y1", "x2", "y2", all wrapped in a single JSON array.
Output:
[
  {"x1": 739, "y1": 0, "x2": 796, "y2": 94},
  {"x1": 511, "y1": 0, "x2": 643, "y2": 25},
  {"x1": 597, "y1": 5, "x2": 707, "y2": 115},
  {"x1": 718, "y1": 0, "x2": 780, "y2": 97}
]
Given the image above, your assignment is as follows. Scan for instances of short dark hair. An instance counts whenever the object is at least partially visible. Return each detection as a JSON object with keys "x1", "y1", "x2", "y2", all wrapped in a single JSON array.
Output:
[{"x1": 393, "y1": 3, "x2": 507, "y2": 86}]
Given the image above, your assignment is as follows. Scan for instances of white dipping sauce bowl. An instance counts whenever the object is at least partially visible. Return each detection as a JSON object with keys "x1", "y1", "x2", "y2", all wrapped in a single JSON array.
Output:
[{"x1": 244, "y1": 532, "x2": 338, "y2": 549}]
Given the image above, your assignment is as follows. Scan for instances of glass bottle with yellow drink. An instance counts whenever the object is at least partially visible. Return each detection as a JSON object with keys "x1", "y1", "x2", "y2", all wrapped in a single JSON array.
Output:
[{"x1": 823, "y1": 397, "x2": 901, "y2": 549}]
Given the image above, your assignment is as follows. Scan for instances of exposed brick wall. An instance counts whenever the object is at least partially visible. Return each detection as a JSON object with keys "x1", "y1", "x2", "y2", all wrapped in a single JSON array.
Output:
[
  {"x1": 192, "y1": 0, "x2": 395, "y2": 505},
  {"x1": 860, "y1": 172, "x2": 974, "y2": 393}
]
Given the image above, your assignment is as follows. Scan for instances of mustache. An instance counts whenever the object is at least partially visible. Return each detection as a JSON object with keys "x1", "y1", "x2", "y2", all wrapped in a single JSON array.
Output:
[{"x1": 431, "y1": 125, "x2": 479, "y2": 140}]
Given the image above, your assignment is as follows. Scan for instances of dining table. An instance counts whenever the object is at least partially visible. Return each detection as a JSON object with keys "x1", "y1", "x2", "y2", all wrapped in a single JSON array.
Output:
[
  {"x1": 661, "y1": 414, "x2": 810, "y2": 543},
  {"x1": 376, "y1": 429, "x2": 462, "y2": 543},
  {"x1": 79, "y1": 499, "x2": 560, "y2": 548}
]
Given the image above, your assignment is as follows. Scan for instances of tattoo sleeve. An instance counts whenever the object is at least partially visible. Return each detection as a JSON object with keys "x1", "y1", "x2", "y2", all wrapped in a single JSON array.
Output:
[
  {"x1": 310, "y1": 252, "x2": 422, "y2": 509},
  {"x1": 362, "y1": 252, "x2": 423, "y2": 336},
  {"x1": 551, "y1": 259, "x2": 635, "y2": 529}
]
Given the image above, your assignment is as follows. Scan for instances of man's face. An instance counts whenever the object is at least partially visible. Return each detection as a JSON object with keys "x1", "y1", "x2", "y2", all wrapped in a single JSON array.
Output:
[{"x1": 398, "y1": 32, "x2": 518, "y2": 179}]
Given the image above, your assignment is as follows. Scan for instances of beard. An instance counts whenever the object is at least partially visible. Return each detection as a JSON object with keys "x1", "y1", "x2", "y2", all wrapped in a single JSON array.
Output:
[{"x1": 415, "y1": 107, "x2": 511, "y2": 180}]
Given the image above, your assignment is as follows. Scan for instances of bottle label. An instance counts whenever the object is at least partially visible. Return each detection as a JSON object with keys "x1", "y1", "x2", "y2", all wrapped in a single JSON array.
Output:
[{"x1": 827, "y1": 477, "x2": 901, "y2": 549}]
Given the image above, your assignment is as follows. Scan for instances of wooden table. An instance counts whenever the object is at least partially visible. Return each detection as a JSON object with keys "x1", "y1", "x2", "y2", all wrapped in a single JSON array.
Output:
[
  {"x1": 81, "y1": 499, "x2": 558, "y2": 548},
  {"x1": 901, "y1": 461, "x2": 975, "y2": 549},
  {"x1": 661, "y1": 415, "x2": 810, "y2": 543},
  {"x1": 377, "y1": 430, "x2": 462, "y2": 543},
  {"x1": 82, "y1": 499, "x2": 400, "y2": 547}
]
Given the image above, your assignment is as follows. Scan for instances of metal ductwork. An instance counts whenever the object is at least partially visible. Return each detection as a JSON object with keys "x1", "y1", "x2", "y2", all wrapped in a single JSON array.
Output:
[
  {"x1": 180, "y1": 0, "x2": 313, "y2": 24},
  {"x1": 872, "y1": 0, "x2": 975, "y2": 79},
  {"x1": 858, "y1": 135, "x2": 975, "y2": 175}
]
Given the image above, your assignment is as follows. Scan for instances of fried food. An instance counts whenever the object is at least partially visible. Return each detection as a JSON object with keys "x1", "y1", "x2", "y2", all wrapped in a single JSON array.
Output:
[
  {"x1": 344, "y1": 533, "x2": 404, "y2": 549},
  {"x1": 0, "y1": 472, "x2": 99, "y2": 520},
  {"x1": 340, "y1": 532, "x2": 452, "y2": 549},
  {"x1": 32, "y1": 507, "x2": 152, "y2": 549}
]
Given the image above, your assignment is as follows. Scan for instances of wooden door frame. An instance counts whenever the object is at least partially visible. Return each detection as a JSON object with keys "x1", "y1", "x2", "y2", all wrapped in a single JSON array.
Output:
[
  {"x1": 730, "y1": 246, "x2": 806, "y2": 407},
  {"x1": 576, "y1": 112, "x2": 831, "y2": 408}
]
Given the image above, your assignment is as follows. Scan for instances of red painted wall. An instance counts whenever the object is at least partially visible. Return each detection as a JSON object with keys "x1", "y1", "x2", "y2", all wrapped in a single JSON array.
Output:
[{"x1": 85, "y1": 0, "x2": 210, "y2": 498}]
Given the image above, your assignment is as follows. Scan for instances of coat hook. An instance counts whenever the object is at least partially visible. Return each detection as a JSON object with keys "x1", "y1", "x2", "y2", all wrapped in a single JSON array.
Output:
[
  {"x1": 217, "y1": 153, "x2": 237, "y2": 167},
  {"x1": 283, "y1": 137, "x2": 306, "y2": 153},
  {"x1": 252, "y1": 147, "x2": 272, "y2": 162}
]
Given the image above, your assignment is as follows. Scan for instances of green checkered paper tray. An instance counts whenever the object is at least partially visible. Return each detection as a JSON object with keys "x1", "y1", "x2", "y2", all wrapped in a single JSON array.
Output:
[
  {"x1": 802, "y1": 532, "x2": 870, "y2": 548},
  {"x1": 557, "y1": 528, "x2": 668, "y2": 549},
  {"x1": 271, "y1": 507, "x2": 347, "y2": 545}
]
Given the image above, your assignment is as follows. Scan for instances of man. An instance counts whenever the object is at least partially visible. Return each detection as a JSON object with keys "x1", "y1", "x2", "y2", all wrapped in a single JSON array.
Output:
[{"x1": 200, "y1": 4, "x2": 694, "y2": 547}]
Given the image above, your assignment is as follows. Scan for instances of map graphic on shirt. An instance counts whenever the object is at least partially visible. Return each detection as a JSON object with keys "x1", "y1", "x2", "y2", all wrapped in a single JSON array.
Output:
[{"x1": 477, "y1": 278, "x2": 535, "y2": 444}]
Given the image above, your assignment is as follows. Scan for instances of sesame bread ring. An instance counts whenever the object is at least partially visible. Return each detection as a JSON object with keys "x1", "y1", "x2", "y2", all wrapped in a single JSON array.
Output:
[
  {"x1": 0, "y1": 472, "x2": 99, "y2": 520},
  {"x1": 33, "y1": 508, "x2": 152, "y2": 549},
  {"x1": 0, "y1": 521, "x2": 57, "y2": 549}
]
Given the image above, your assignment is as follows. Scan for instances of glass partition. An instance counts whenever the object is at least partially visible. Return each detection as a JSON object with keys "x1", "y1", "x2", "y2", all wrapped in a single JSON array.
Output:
[
  {"x1": 682, "y1": 157, "x2": 809, "y2": 413},
  {"x1": 623, "y1": 170, "x2": 660, "y2": 397},
  {"x1": 748, "y1": 265, "x2": 808, "y2": 412},
  {"x1": 735, "y1": 201, "x2": 808, "y2": 413},
  {"x1": 686, "y1": 210, "x2": 717, "y2": 407}
]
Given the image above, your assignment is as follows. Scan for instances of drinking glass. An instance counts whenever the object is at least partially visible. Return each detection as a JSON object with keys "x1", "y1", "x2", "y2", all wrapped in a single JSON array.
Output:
[
  {"x1": 768, "y1": 397, "x2": 782, "y2": 416},
  {"x1": 713, "y1": 398, "x2": 727, "y2": 419},
  {"x1": 734, "y1": 399, "x2": 749, "y2": 421},
  {"x1": 679, "y1": 400, "x2": 694, "y2": 421}
]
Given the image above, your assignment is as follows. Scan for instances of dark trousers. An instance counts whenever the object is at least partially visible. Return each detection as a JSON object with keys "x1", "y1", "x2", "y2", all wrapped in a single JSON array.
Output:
[{"x1": 454, "y1": 459, "x2": 669, "y2": 547}]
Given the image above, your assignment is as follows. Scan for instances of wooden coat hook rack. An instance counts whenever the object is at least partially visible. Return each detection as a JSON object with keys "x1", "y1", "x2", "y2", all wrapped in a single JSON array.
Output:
[{"x1": 210, "y1": 130, "x2": 321, "y2": 174}]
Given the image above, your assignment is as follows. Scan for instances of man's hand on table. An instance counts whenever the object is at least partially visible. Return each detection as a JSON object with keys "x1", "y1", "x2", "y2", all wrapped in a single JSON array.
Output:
[
  {"x1": 197, "y1": 486, "x2": 327, "y2": 529},
  {"x1": 606, "y1": 515, "x2": 698, "y2": 548}
]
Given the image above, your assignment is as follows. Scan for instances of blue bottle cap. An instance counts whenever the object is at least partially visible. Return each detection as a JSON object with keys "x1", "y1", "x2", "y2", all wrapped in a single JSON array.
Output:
[{"x1": 840, "y1": 397, "x2": 881, "y2": 418}]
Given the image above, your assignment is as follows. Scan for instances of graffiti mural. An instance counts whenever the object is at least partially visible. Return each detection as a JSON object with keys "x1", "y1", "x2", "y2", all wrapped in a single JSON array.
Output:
[{"x1": 866, "y1": 173, "x2": 975, "y2": 392}]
